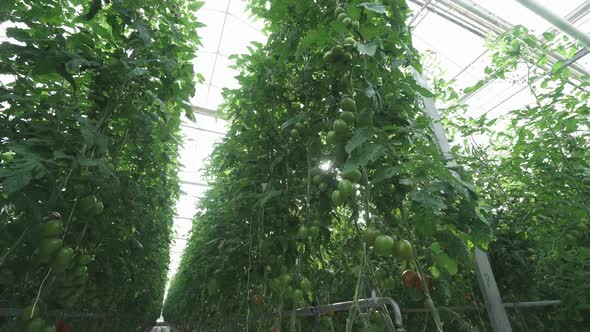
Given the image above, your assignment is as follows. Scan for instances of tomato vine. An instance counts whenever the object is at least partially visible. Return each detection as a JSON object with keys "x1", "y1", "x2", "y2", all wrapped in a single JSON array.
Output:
[
  {"x1": 0, "y1": 0, "x2": 201, "y2": 330},
  {"x1": 164, "y1": 1, "x2": 489, "y2": 330},
  {"x1": 440, "y1": 26, "x2": 590, "y2": 331}
]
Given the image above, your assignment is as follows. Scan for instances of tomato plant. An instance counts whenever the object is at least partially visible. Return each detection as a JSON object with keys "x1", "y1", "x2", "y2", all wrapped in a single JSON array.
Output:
[
  {"x1": 0, "y1": 0, "x2": 201, "y2": 329},
  {"x1": 164, "y1": 0, "x2": 489, "y2": 330},
  {"x1": 439, "y1": 26, "x2": 590, "y2": 331}
]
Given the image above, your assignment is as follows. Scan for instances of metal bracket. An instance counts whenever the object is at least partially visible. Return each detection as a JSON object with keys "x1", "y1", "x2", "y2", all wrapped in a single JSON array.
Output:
[{"x1": 295, "y1": 297, "x2": 405, "y2": 331}]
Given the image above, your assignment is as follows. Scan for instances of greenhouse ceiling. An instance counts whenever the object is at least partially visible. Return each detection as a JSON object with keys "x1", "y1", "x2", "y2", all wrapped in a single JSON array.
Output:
[{"x1": 168, "y1": 0, "x2": 590, "y2": 294}]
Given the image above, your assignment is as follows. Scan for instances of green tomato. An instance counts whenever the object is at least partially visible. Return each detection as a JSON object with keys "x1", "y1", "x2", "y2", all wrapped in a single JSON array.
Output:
[
  {"x1": 292, "y1": 289, "x2": 304, "y2": 304},
  {"x1": 310, "y1": 166, "x2": 322, "y2": 176},
  {"x1": 93, "y1": 201, "x2": 104, "y2": 215},
  {"x1": 343, "y1": 52, "x2": 353, "y2": 63},
  {"x1": 339, "y1": 111, "x2": 355, "y2": 124},
  {"x1": 270, "y1": 277, "x2": 281, "y2": 290},
  {"x1": 326, "y1": 130, "x2": 338, "y2": 145},
  {"x1": 333, "y1": 44, "x2": 344, "y2": 54},
  {"x1": 72, "y1": 265, "x2": 87, "y2": 277},
  {"x1": 334, "y1": 7, "x2": 345, "y2": 16},
  {"x1": 318, "y1": 182, "x2": 329, "y2": 192},
  {"x1": 343, "y1": 168, "x2": 361, "y2": 182},
  {"x1": 344, "y1": 37, "x2": 356, "y2": 47},
  {"x1": 323, "y1": 50, "x2": 333, "y2": 63},
  {"x1": 300, "y1": 277, "x2": 312, "y2": 293},
  {"x1": 352, "y1": 21, "x2": 360, "y2": 31},
  {"x1": 51, "y1": 247, "x2": 74, "y2": 271},
  {"x1": 331, "y1": 190, "x2": 343, "y2": 206},
  {"x1": 24, "y1": 318, "x2": 46, "y2": 332},
  {"x1": 340, "y1": 97, "x2": 356, "y2": 112},
  {"x1": 383, "y1": 277, "x2": 396, "y2": 289},
  {"x1": 337, "y1": 13, "x2": 347, "y2": 22},
  {"x1": 39, "y1": 238, "x2": 63, "y2": 257},
  {"x1": 374, "y1": 235, "x2": 395, "y2": 257},
  {"x1": 280, "y1": 273, "x2": 293, "y2": 286},
  {"x1": 363, "y1": 228, "x2": 379, "y2": 246},
  {"x1": 375, "y1": 268, "x2": 387, "y2": 281},
  {"x1": 294, "y1": 123, "x2": 304, "y2": 130},
  {"x1": 297, "y1": 225, "x2": 308, "y2": 239},
  {"x1": 343, "y1": 17, "x2": 352, "y2": 27},
  {"x1": 79, "y1": 195, "x2": 97, "y2": 212},
  {"x1": 312, "y1": 174, "x2": 322, "y2": 185},
  {"x1": 309, "y1": 225, "x2": 320, "y2": 239},
  {"x1": 333, "y1": 119, "x2": 348, "y2": 135},
  {"x1": 75, "y1": 254, "x2": 92, "y2": 266},
  {"x1": 290, "y1": 128, "x2": 299, "y2": 138},
  {"x1": 42, "y1": 219, "x2": 63, "y2": 237},
  {"x1": 394, "y1": 239, "x2": 413, "y2": 261},
  {"x1": 338, "y1": 179, "x2": 353, "y2": 197}
]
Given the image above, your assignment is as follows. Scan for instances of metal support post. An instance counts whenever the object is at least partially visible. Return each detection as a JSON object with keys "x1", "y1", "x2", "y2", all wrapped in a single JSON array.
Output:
[
  {"x1": 412, "y1": 70, "x2": 513, "y2": 331},
  {"x1": 474, "y1": 248, "x2": 513, "y2": 332}
]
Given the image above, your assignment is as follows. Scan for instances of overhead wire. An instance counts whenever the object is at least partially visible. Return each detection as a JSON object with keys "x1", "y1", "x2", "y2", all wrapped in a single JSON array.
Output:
[
  {"x1": 409, "y1": 0, "x2": 436, "y2": 28},
  {"x1": 205, "y1": 0, "x2": 232, "y2": 107}
]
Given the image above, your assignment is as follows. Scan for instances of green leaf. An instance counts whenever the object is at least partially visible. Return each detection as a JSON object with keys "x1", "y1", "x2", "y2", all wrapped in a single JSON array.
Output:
[
  {"x1": 0, "y1": 144, "x2": 47, "y2": 193},
  {"x1": 413, "y1": 84, "x2": 435, "y2": 98},
  {"x1": 411, "y1": 191, "x2": 447, "y2": 212},
  {"x1": 435, "y1": 253, "x2": 458, "y2": 275},
  {"x1": 543, "y1": 32, "x2": 555, "y2": 41},
  {"x1": 371, "y1": 166, "x2": 399, "y2": 183},
  {"x1": 345, "y1": 128, "x2": 370, "y2": 154},
  {"x1": 464, "y1": 80, "x2": 485, "y2": 95},
  {"x1": 256, "y1": 189, "x2": 282, "y2": 207},
  {"x1": 343, "y1": 143, "x2": 386, "y2": 173},
  {"x1": 357, "y1": 39, "x2": 380, "y2": 57}
]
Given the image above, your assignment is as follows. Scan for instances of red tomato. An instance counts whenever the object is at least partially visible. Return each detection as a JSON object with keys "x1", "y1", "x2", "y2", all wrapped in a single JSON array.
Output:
[
  {"x1": 401, "y1": 270, "x2": 418, "y2": 288},
  {"x1": 56, "y1": 320, "x2": 71, "y2": 332},
  {"x1": 465, "y1": 291, "x2": 474, "y2": 303},
  {"x1": 269, "y1": 326, "x2": 278, "y2": 332},
  {"x1": 254, "y1": 294, "x2": 264, "y2": 305},
  {"x1": 416, "y1": 274, "x2": 433, "y2": 290}
]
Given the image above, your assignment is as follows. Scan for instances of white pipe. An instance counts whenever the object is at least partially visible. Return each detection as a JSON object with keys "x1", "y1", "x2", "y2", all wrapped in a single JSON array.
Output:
[{"x1": 514, "y1": 0, "x2": 590, "y2": 49}]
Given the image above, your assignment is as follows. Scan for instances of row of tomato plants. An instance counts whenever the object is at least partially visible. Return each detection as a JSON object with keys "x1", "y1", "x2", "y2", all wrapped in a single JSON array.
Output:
[
  {"x1": 0, "y1": 0, "x2": 201, "y2": 330},
  {"x1": 164, "y1": 0, "x2": 490, "y2": 331},
  {"x1": 437, "y1": 26, "x2": 590, "y2": 331}
]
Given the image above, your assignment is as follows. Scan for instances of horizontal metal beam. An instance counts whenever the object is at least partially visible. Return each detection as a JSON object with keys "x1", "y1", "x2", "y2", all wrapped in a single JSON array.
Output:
[
  {"x1": 295, "y1": 297, "x2": 405, "y2": 332},
  {"x1": 403, "y1": 300, "x2": 561, "y2": 313},
  {"x1": 179, "y1": 180, "x2": 208, "y2": 187},
  {"x1": 191, "y1": 106, "x2": 226, "y2": 120},
  {"x1": 514, "y1": 0, "x2": 590, "y2": 48},
  {"x1": 181, "y1": 123, "x2": 226, "y2": 136}
]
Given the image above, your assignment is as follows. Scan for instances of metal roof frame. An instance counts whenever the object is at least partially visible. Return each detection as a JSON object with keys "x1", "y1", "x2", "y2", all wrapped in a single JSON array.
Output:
[
  {"x1": 409, "y1": 0, "x2": 590, "y2": 77},
  {"x1": 408, "y1": 0, "x2": 590, "y2": 111}
]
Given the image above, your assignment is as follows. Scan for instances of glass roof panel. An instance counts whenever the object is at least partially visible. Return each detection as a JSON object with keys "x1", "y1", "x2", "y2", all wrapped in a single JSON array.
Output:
[{"x1": 411, "y1": 10, "x2": 488, "y2": 82}]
